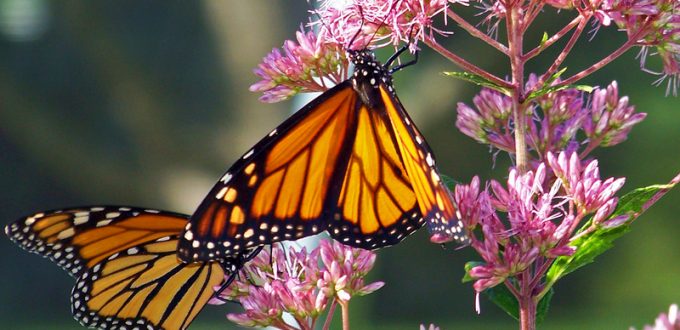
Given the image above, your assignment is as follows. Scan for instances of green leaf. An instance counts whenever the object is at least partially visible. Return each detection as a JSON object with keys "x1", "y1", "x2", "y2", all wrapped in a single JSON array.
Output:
[
  {"x1": 441, "y1": 174, "x2": 458, "y2": 191},
  {"x1": 462, "y1": 261, "x2": 485, "y2": 283},
  {"x1": 442, "y1": 71, "x2": 512, "y2": 96},
  {"x1": 545, "y1": 183, "x2": 677, "y2": 287},
  {"x1": 540, "y1": 32, "x2": 549, "y2": 47},
  {"x1": 484, "y1": 284, "x2": 519, "y2": 321},
  {"x1": 615, "y1": 183, "x2": 672, "y2": 214},
  {"x1": 524, "y1": 68, "x2": 594, "y2": 101},
  {"x1": 536, "y1": 288, "x2": 554, "y2": 325},
  {"x1": 526, "y1": 83, "x2": 594, "y2": 101},
  {"x1": 482, "y1": 285, "x2": 553, "y2": 324},
  {"x1": 546, "y1": 68, "x2": 568, "y2": 84}
]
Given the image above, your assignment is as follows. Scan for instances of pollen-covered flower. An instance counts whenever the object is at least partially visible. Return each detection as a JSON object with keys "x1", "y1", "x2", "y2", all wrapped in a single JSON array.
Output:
[
  {"x1": 250, "y1": 28, "x2": 348, "y2": 102},
  {"x1": 213, "y1": 240, "x2": 383, "y2": 329}
]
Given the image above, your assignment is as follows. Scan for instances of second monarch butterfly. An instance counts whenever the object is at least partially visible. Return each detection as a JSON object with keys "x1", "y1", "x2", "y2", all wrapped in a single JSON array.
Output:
[
  {"x1": 4, "y1": 206, "x2": 260, "y2": 330},
  {"x1": 178, "y1": 45, "x2": 468, "y2": 263}
]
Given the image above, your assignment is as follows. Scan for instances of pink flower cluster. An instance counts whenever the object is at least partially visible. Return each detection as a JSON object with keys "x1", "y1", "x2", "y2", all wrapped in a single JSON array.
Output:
[
  {"x1": 461, "y1": 0, "x2": 679, "y2": 94},
  {"x1": 458, "y1": 151, "x2": 626, "y2": 293},
  {"x1": 250, "y1": 0, "x2": 474, "y2": 103},
  {"x1": 456, "y1": 78, "x2": 647, "y2": 158},
  {"x1": 250, "y1": 29, "x2": 349, "y2": 103},
  {"x1": 601, "y1": 0, "x2": 680, "y2": 94},
  {"x1": 312, "y1": 0, "x2": 469, "y2": 50},
  {"x1": 213, "y1": 240, "x2": 383, "y2": 329}
]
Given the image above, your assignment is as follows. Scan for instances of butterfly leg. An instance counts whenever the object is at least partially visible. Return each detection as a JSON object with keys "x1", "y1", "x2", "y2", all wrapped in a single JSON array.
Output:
[
  {"x1": 245, "y1": 245, "x2": 264, "y2": 262},
  {"x1": 388, "y1": 48, "x2": 419, "y2": 74},
  {"x1": 211, "y1": 246, "x2": 264, "y2": 303},
  {"x1": 211, "y1": 272, "x2": 239, "y2": 304}
]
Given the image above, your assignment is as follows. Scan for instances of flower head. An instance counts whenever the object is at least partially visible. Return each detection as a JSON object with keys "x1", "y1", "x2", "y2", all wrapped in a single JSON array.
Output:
[
  {"x1": 583, "y1": 81, "x2": 647, "y2": 147},
  {"x1": 456, "y1": 78, "x2": 646, "y2": 159},
  {"x1": 227, "y1": 283, "x2": 283, "y2": 327},
  {"x1": 214, "y1": 240, "x2": 383, "y2": 328},
  {"x1": 603, "y1": 0, "x2": 680, "y2": 94},
  {"x1": 459, "y1": 151, "x2": 624, "y2": 294},
  {"x1": 456, "y1": 88, "x2": 514, "y2": 152},
  {"x1": 547, "y1": 151, "x2": 625, "y2": 217},
  {"x1": 317, "y1": 239, "x2": 384, "y2": 302},
  {"x1": 250, "y1": 28, "x2": 349, "y2": 102},
  {"x1": 313, "y1": 0, "x2": 469, "y2": 51}
]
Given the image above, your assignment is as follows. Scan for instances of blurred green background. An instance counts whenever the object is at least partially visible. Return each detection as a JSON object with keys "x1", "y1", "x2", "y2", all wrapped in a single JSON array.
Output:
[{"x1": 1, "y1": 1, "x2": 678, "y2": 329}]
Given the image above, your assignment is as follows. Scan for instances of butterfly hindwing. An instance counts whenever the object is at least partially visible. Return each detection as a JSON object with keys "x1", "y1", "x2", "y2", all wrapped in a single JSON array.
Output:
[
  {"x1": 379, "y1": 86, "x2": 467, "y2": 242},
  {"x1": 328, "y1": 102, "x2": 424, "y2": 248},
  {"x1": 71, "y1": 234, "x2": 226, "y2": 330}
]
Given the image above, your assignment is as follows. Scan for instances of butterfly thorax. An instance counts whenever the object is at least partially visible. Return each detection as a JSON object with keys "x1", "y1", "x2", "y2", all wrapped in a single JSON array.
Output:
[{"x1": 348, "y1": 49, "x2": 393, "y2": 109}]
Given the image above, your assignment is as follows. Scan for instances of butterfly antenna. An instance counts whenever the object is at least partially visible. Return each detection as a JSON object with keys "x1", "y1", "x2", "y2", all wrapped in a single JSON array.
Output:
[
  {"x1": 354, "y1": 0, "x2": 400, "y2": 50},
  {"x1": 310, "y1": 1, "x2": 334, "y2": 41},
  {"x1": 346, "y1": 3, "x2": 366, "y2": 50},
  {"x1": 386, "y1": 25, "x2": 419, "y2": 73}
]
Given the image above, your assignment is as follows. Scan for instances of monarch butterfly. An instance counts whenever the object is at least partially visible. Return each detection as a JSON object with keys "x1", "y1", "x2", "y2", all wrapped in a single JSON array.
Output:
[
  {"x1": 178, "y1": 46, "x2": 468, "y2": 263},
  {"x1": 4, "y1": 206, "x2": 260, "y2": 330}
]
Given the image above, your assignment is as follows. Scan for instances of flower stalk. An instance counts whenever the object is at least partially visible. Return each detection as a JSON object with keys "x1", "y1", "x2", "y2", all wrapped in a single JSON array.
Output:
[
  {"x1": 518, "y1": 293, "x2": 536, "y2": 330},
  {"x1": 340, "y1": 300, "x2": 350, "y2": 330},
  {"x1": 507, "y1": 1, "x2": 529, "y2": 174}
]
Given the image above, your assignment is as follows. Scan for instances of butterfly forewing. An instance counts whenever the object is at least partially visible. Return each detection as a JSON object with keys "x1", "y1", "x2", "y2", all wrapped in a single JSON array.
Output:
[
  {"x1": 178, "y1": 84, "x2": 358, "y2": 262},
  {"x1": 179, "y1": 49, "x2": 468, "y2": 263},
  {"x1": 4, "y1": 206, "x2": 186, "y2": 277}
]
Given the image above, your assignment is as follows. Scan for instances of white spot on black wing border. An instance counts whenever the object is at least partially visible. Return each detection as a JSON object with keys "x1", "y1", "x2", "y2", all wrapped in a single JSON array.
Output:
[{"x1": 326, "y1": 208, "x2": 424, "y2": 250}]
